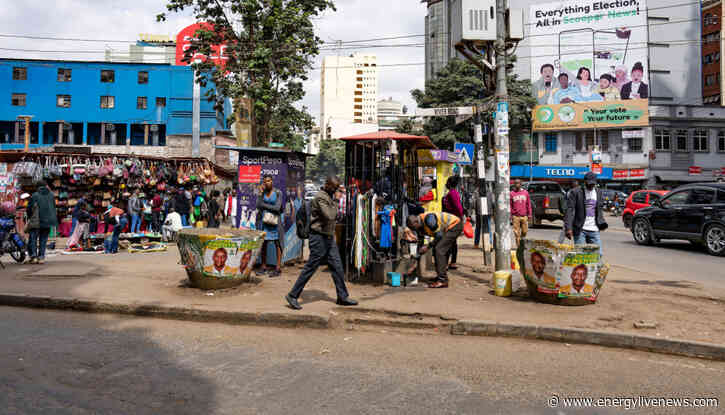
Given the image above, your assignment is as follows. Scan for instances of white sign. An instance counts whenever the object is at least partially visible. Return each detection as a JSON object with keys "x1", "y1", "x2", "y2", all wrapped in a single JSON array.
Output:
[
  {"x1": 477, "y1": 159, "x2": 486, "y2": 179},
  {"x1": 497, "y1": 151, "x2": 509, "y2": 173},
  {"x1": 622, "y1": 129, "x2": 644, "y2": 138},
  {"x1": 479, "y1": 196, "x2": 489, "y2": 216},
  {"x1": 416, "y1": 107, "x2": 475, "y2": 117},
  {"x1": 474, "y1": 124, "x2": 483, "y2": 143},
  {"x1": 545, "y1": 168, "x2": 577, "y2": 177}
]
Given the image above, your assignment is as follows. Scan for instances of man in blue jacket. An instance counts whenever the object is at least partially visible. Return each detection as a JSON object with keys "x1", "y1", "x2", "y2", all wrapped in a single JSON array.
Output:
[{"x1": 27, "y1": 181, "x2": 58, "y2": 264}]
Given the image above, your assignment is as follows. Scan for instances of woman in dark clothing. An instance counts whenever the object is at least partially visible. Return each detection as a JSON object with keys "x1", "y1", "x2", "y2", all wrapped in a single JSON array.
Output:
[
  {"x1": 174, "y1": 190, "x2": 190, "y2": 226},
  {"x1": 256, "y1": 175, "x2": 284, "y2": 277},
  {"x1": 207, "y1": 190, "x2": 221, "y2": 228},
  {"x1": 442, "y1": 175, "x2": 464, "y2": 269}
]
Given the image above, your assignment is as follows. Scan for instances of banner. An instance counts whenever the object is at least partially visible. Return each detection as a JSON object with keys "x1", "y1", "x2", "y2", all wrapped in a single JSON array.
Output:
[
  {"x1": 530, "y1": 0, "x2": 649, "y2": 131},
  {"x1": 177, "y1": 231, "x2": 264, "y2": 281}
]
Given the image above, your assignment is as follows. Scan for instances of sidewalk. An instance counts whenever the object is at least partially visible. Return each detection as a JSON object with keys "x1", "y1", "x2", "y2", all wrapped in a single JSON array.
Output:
[{"x1": 2, "y1": 240, "x2": 725, "y2": 348}]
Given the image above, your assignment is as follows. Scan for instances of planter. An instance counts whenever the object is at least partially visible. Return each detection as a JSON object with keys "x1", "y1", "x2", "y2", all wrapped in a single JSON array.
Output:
[
  {"x1": 516, "y1": 239, "x2": 610, "y2": 306},
  {"x1": 177, "y1": 228, "x2": 266, "y2": 290}
]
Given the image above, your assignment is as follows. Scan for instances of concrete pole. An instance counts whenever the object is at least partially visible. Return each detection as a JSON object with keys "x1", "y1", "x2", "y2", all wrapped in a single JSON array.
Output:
[
  {"x1": 192, "y1": 70, "x2": 201, "y2": 157},
  {"x1": 493, "y1": 0, "x2": 512, "y2": 272},
  {"x1": 23, "y1": 117, "x2": 30, "y2": 152},
  {"x1": 144, "y1": 124, "x2": 149, "y2": 146}
]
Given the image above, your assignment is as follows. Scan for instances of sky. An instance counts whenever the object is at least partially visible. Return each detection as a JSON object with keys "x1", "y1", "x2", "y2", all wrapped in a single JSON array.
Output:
[{"x1": 0, "y1": 0, "x2": 428, "y2": 125}]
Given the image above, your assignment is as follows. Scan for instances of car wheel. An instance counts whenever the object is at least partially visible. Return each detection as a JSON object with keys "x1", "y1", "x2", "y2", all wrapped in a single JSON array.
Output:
[
  {"x1": 704, "y1": 224, "x2": 725, "y2": 256},
  {"x1": 623, "y1": 214, "x2": 633, "y2": 229},
  {"x1": 632, "y1": 218, "x2": 653, "y2": 246}
]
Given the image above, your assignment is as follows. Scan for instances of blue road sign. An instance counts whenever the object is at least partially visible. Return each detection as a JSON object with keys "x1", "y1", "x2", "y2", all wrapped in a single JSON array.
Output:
[{"x1": 454, "y1": 142, "x2": 475, "y2": 165}]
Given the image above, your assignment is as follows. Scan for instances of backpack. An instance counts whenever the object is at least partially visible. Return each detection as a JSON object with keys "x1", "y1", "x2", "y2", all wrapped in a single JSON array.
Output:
[{"x1": 296, "y1": 200, "x2": 312, "y2": 240}]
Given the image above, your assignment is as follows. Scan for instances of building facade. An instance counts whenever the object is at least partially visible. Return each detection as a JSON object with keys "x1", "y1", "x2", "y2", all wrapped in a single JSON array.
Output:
[
  {"x1": 1, "y1": 58, "x2": 225, "y2": 151},
  {"x1": 377, "y1": 97, "x2": 404, "y2": 130},
  {"x1": 320, "y1": 53, "x2": 378, "y2": 141},
  {"x1": 423, "y1": 0, "x2": 460, "y2": 83},
  {"x1": 703, "y1": 0, "x2": 723, "y2": 105}
]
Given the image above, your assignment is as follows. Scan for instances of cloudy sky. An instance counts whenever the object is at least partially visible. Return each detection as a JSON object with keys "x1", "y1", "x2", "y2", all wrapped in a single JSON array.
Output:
[{"x1": 0, "y1": 0, "x2": 427, "y2": 124}]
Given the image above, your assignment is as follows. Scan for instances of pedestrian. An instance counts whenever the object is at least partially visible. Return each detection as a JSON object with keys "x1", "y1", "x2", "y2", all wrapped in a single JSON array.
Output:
[
  {"x1": 473, "y1": 188, "x2": 482, "y2": 249},
  {"x1": 128, "y1": 189, "x2": 142, "y2": 234},
  {"x1": 225, "y1": 188, "x2": 238, "y2": 227},
  {"x1": 70, "y1": 196, "x2": 85, "y2": 236},
  {"x1": 405, "y1": 211, "x2": 463, "y2": 288},
  {"x1": 207, "y1": 190, "x2": 221, "y2": 228},
  {"x1": 256, "y1": 175, "x2": 284, "y2": 277},
  {"x1": 26, "y1": 181, "x2": 58, "y2": 264},
  {"x1": 175, "y1": 189, "x2": 190, "y2": 226},
  {"x1": 103, "y1": 202, "x2": 127, "y2": 254},
  {"x1": 162, "y1": 207, "x2": 183, "y2": 242},
  {"x1": 285, "y1": 176, "x2": 357, "y2": 310},
  {"x1": 151, "y1": 192, "x2": 163, "y2": 233},
  {"x1": 66, "y1": 200, "x2": 91, "y2": 250},
  {"x1": 442, "y1": 175, "x2": 463, "y2": 269},
  {"x1": 558, "y1": 182, "x2": 579, "y2": 243},
  {"x1": 510, "y1": 179, "x2": 532, "y2": 246},
  {"x1": 565, "y1": 172, "x2": 608, "y2": 256}
]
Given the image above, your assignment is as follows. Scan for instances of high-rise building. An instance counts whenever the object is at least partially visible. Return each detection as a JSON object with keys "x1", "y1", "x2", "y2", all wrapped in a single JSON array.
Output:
[
  {"x1": 320, "y1": 53, "x2": 378, "y2": 141},
  {"x1": 702, "y1": 0, "x2": 722, "y2": 105},
  {"x1": 377, "y1": 97, "x2": 404, "y2": 130},
  {"x1": 423, "y1": 0, "x2": 459, "y2": 83}
]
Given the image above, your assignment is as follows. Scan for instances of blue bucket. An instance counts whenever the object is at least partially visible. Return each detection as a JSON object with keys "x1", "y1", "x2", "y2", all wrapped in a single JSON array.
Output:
[{"x1": 388, "y1": 272, "x2": 401, "y2": 287}]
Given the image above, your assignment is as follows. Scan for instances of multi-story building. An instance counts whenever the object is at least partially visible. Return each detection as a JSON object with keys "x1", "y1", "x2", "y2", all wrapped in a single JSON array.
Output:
[
  {"x1": 104, "y1": 35, "x2": 177, "y2": 65},
  {"x1": 377, "y1": 97, "x2": 404, "y2": 130},
  {"x1": 1, "y1": 58, "x2": 225, "y2": 152},
  {"x1": 306, "y1": 127, "x2": 321, "y2": 155},
  {"x1": 703, "y1": 0, "x2": 722, "y2": 105},
  {"x1": 320, "y1": 53, "x2": 378, "y2": 141},
  {"x1": 422, "y1": 0, "x2": 460, "y2": 83}
]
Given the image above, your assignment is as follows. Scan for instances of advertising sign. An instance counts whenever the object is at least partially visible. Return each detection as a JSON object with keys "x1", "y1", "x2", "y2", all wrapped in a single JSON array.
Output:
[
  {"x1": 510, "y1": 165, "x2": 613, "y2": 180},
  {"x1": 177, "y1": 231, "x2": 264, "y2": 281},
  {"x1": 530, "y1": 0, "x2": 649, "y2": 131},
  {"x1": 629, "y1": 168, "x2": 645, "y2": 178},
  {"x1": 613, "y1": 169, "x2": 628, "y2": 179},
  {"x1": 176, "y1": 22, "x2": 228, "y2": 66},
  {"x1": 689, "y1": 166, "x2": 702, "y2": 176}
]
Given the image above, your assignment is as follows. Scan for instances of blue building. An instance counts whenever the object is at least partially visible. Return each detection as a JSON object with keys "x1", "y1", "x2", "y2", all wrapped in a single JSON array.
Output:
[{"x1": 1, "y1": 58, "x2": 226, "y2": 150}]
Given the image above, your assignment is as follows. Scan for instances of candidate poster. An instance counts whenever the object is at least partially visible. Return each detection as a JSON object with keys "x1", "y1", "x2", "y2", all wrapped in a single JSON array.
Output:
[
  {"x1": 530, "y1": 0, "x2": 649, "y2": 131},
  {"x1": 177, "y1": 231, "x2": 264, "y2": 281},
  {"x1": 522, "y1": 240, "x2": 560, "y2": 294}
]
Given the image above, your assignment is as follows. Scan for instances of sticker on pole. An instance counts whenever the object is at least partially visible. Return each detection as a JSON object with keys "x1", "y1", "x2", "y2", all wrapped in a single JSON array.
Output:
[{"x1": 454, "y1": 143, "x2": 474, "y2": 165}]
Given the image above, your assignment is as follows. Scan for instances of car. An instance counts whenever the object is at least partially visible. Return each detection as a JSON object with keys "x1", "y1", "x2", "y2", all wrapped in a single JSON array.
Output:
[
  {"x1": 522, "y1": 181, "x2": 567, "y2": 226},
  {"x1": 631, "y1": 183, "x2": 725, "y2": 256},
  {"x1": 622, "y1": 189, "x2": 669, "y2": 228}
]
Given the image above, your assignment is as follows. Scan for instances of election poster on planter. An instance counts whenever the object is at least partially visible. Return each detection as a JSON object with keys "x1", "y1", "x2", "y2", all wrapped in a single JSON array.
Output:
[{"x1": 530, "y1": 0, "x2": 649, "y2": 131}]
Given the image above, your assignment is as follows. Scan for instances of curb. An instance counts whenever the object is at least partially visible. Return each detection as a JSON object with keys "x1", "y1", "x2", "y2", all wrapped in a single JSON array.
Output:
[
  {"x1": 0, "y1": 293, "x2": 329, "y2": 329},
  {"x1": 451, "y1": 320, "x2": 725, "y2": 362}
]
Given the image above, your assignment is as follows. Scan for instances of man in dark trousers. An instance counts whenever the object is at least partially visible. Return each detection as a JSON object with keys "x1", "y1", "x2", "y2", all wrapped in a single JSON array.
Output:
[
  {"x1": 565, "y1": 172, "x2": 608, "y2": 256},
  {"x1": 27, "y1": 181, "x2": 58, "y2": 264},
  {"x1": 406, "y1": 211, "x2": 463, "y2": 288},
  {"x1": 285, "y1": 176, "x2": 357, "y2": 310}
]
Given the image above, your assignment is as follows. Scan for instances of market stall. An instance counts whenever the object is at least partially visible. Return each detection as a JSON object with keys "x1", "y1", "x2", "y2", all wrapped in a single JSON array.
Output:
[
  {"x1": 340, "y1": 131, "x2": 436, "y2": 283},
  {"x1": 416, "y1": 149, "x2": 459, "y2": 212}
]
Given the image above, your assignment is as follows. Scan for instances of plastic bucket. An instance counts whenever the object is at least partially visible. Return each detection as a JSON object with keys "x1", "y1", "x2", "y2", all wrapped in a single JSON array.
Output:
[
  {"x1": 493, "y1": 270, "x2": 512, "y2": 297},
  {"x1": 388, "y1": 272, "x2": 401, "y2": 287}
]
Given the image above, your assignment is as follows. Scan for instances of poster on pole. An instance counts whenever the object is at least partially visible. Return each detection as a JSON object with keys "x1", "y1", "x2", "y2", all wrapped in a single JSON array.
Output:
[{"x1": 530, "y1": 0, "x2": 649, "y2": 131}]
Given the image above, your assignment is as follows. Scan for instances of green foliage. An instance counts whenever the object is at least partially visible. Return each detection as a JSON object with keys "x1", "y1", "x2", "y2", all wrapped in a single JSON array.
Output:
[
  {"x1": 157, "y1": 0, "x2": 334, "y2": 147},
  {"x1": 306, "y1": 139, "x2": 344, "y2": 180},
  {"x1": 410, "y1": 58, "x2": 535, "y2": 150}
]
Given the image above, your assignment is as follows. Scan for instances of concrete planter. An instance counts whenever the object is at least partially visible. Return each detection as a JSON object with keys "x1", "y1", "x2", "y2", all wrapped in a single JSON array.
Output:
[
  {"x1": 177, "y1": 228, "x2": 266, "y2": 290},
  {"x1": 516, "y1": 239, "x2": 609, "y2": 306}
]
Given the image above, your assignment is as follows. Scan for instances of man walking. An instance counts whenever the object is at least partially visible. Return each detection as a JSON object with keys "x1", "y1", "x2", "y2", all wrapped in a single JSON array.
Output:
[
  {"x1": 27, "y1": 181, "x2": 57, "y2": 264},
  {"x1": 285, "y1": 176, "x2": 357, "y2": 310},
  {"x1": 405, "y1": 211, "x2": 463, "y2": 288},
  {"x1": 565, "y1": 172, "x2": 608, "y2": 255},
  {"x1": 510, "y1": 179, "x2": 532, "y2": 246}
]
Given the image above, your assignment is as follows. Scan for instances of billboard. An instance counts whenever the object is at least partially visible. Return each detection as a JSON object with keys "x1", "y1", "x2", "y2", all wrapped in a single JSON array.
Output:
[
  {"x1": 530, "y1": 0, "x2": 649, "y2": 131},
  {"x1": 175, "y1": 22, "x2": 229, "y2": 66}
]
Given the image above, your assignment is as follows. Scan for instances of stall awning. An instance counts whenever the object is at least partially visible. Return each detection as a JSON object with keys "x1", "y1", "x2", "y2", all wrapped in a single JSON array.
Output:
[{"x1": 339, "y1": 131, "x2": 437, "y2": 149}]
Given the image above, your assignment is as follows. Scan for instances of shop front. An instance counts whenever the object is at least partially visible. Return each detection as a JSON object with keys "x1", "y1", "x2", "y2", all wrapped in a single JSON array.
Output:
[{"x1": 510, "y1": 165, "x2": 614, "y2": 186}]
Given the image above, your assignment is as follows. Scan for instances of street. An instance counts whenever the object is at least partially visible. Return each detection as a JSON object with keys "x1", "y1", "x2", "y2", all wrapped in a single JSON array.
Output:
[
  {"x1": 526, "y1": 215, "x2": 725, "y2": 288},
  {"x1": 1, "y1": 307, "x2": 722, "y2": 415}
]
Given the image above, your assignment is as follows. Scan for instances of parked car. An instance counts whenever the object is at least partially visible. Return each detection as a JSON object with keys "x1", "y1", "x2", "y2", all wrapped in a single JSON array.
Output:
[
  {"x1": 622, "y1": 190, "x2": 669, "y2": 228},
  {"x1": 522, "y1": 181, "x2": 567, "y2": 226},
  {"x1": 631, "y1": 183, "x2": 725, "y2": 256}
]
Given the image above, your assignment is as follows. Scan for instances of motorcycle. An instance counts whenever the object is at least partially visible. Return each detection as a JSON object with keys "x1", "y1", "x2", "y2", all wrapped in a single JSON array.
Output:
[{"x1": 0, "y1": 215, "x2": 27, "y2": 267}]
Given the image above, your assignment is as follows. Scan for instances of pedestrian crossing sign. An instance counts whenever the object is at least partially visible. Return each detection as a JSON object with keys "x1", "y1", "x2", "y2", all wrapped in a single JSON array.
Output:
[{"x1": 454, "y1": 143, "x2": 474, "y2": 165}]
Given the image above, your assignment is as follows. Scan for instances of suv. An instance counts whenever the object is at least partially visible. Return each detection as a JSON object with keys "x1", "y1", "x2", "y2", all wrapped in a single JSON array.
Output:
[
  {"x1": 631, "y1": 183, "x2": 725, "y2": 256},
  {"x1": 622, "y1": 190, "x2": 668, "y2": 228},
  {"x1": 522, "y1": 181, "x2": 567, "y2": 226}
]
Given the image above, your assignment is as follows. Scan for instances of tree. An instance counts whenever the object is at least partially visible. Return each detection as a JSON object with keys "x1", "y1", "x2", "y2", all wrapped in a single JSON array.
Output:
[
  {"x1": 306, "y1": 139, "x2": 344, "y2": 180},
  {"x1": 157, "y1": 0, "x2": 334, "y2": 147},
  {"x1": 410, "y1": 58, "x2": 534, "y2": 150}
]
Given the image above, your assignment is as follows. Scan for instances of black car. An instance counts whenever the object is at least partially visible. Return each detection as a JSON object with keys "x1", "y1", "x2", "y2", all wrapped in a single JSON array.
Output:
[
  {"x1": 522, "y1": 181, "x2": 567, "y2": 226},
  {"x1": 631, "y1": 183, "x2": 725, "y2": 256}
]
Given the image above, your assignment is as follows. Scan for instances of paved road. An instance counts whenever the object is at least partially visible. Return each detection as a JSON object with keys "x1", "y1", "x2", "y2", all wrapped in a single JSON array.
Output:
[
  {"x1": 527, "y1": 215, "x2": 725, "y2": 288},
  {"x1": 1, "y1": 307, "x2": 723, "y2": 414}
]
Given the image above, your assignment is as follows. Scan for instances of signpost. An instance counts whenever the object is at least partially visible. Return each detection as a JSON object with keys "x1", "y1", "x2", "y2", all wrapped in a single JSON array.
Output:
[
  {"x1": 454, "y1": 143, "x2": 475, "y2": 166},
  {"x1": 416, "y1": 106, "x2": 476, "y2": 117}
]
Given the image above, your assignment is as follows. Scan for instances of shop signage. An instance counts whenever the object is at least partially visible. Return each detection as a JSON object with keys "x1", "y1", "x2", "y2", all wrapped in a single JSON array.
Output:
[
  {"x1": 629, "y1": 168, "x2": 645, "y2": 178},
  {"x1": 688, "y1": 166, "x2": 702, "y2": 176},
  {"x1": 511, "y1": 165, "x2": 613, "y2": 180},
  {"x1": 176, "y1": 22, "x2": 229, "y2": 66},
  {"x1": 612, "y1": 168, "x2": 646, "y2": 179},
  {"x1": 591, "y1": 164, "x2": 602, "y2": 175},
  {"x1": 613, "y1": 169, "x2": 628, "y2": 179},
  {"x1": 622, "y1": 129, "x2": 645, "y2": 138},
  {"x1": 238, "y1": 165, "x2": 262, "y2": 183}
]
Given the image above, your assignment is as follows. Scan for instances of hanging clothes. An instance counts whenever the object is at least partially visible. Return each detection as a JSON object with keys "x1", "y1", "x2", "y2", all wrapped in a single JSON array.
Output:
[{"x1": 378, "y1": 205, "x2": 395, "y2": 249}]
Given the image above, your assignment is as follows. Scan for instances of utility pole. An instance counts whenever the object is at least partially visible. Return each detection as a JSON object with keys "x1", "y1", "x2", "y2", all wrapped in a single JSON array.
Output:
[
  {"x1": 493, "y1": 0, "x2": 512, "y2": 272},
  {"x1": 17, "y1": 115, "x2": 33, "y2": 152}
]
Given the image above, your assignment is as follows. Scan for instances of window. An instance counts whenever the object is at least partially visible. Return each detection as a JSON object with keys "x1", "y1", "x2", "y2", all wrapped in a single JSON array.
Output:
[
  {"x1": 654, "y1": 129, "x2": 671, "y2": 151},
  {"x1": 138, "y1": 71, "x2": 149, "y2": 84},
  {"x1": 632, "y1": 192, "x2": 647, "y2": 204},
  {"x1": 628, "y1": 136, "x2": 642, "y2": 152},
  {"x1": 675, "y1": 129, "x2": 688, "y2": 151},
  {"x1": 11, "y1": 93, "x2": 26, "y2": 106},
  {"x1": 599, "y1": 130, "x2": 609, "y2": 151},
  {"x1": 101, "y1": 70, "x2": 115, "y2": 83},
  {"x1": 688, "y1": 188, "x2": 715, "y2": 205},
  {"x1": 156, "y1": 97, "x2": 166, "y2": 107},
  {"x1": 648, "y1": 193, "x2": 662, "y2": 203},
  {"x1": 719, "y1": 131, "x2": 725, "y2": 152},
  {"x1": 100, "y1": 95, "x2": 115, "y2": 109},
  {"x1": 717, "y1": 190, "x2": 725, "y2": 203},
  {"x1": 575, "y1": 131, "x2": 594, "y2": 151},
  {"x1": 136, "y1": 96, "x2": 148, "y2": 110},
  {"x1": 662, "y1": 191, "x2": 690, "y2": 207},
  {"x1": 705, "y1": 74, "x2": 716, "y2": 86},
  {"x1": 693, "y1": 129, "x2": 709, "y2": 152},
  {"x1": 56, "y1": 94, "x2": 71, "y2": 108},
  {"x1": 12, "y1": 67, "x2": 27, "y2": 80},
  {"x1": 57, "y1": 68, "x2": 72, "y2": 82}
]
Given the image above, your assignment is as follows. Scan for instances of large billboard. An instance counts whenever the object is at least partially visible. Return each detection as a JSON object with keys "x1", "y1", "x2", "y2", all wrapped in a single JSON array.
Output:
[{"x1": 530, "y1": 0, "x2": 649, "y2": 131}]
